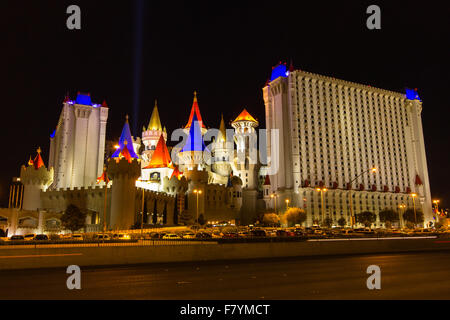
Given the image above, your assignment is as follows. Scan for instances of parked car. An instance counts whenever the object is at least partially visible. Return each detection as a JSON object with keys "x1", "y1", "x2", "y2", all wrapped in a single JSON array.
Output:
[
  {"x1": 222, "y1": 232, "x2": 239, "y2": 238},
  {"x1": 10, "y1": 235, "x2": 25, "y2": 241},
  {"x1": 34, "y1": 234, "x2": 49, "y2": 241},
  {"x1": 196, "y1": 232, "x2": 212, "y2": 239},
  {"x1": 276, "y1": 230, "x2": 288, "y2": 237},
  {"x1": 162, "y1": 234, "x2": 182, "y2": 240},
  {"x1": 238, "y1": 231, "x2": 250, "y2": 237},
  {"x1": 211, "y1": 231, "x2": 223, "y2": 238},
  {"x1": 93, "y1": 234, "x2": 111, "y2": 240},
  {"x1": 112, "y1": 233, "x2": 130, "y2": 240},
  {"x1": 250, "y1": 229, "x2": 266, "y2": 237},
  {"x1": 24, "y1": 234, "x2": 36, "y2": 241},
  {"x1": 181, "y1": 232, "x2": 196, "y2": 239},
  {"x1": 71, "y1": 234, "x2": 84, "y2": 241}
]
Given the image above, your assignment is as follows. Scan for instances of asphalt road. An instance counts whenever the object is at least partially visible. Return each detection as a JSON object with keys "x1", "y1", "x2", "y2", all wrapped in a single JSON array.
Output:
[{"x1": 1, "y1": 251, "x2": 450, "y2": 300}]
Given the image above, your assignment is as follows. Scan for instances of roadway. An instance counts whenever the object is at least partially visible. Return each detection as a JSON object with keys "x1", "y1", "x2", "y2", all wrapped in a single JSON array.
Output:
[{"x1": 1, "y1": 251, "x2": 450, "y2": 299}]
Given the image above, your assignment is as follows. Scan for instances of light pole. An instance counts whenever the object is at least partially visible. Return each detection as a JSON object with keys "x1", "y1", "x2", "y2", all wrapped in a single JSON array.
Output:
[
  {"x1": 398, "y1": 204, "x2": 406, "y2": 229},
  {"x1": 270, "y1": 193, "x2": 278, "y2": 213},
  {"x1": 141, "y1": 186, "x2": 145, "y2": 237},
  {"x1": 285, "y1": 199, "x2": 290, "y2": 211},
  {"x1": 411, "y1": 193, "x2": 417, "y2": 228},
  {"x1": 193, "y1": 189, "x2": 202, "y2": 226},
  {"x1": 316, "y1": 187, "x2": 327, "y2": 224},
  {"x1": 433, "y1": 199, "x2": 440, "y2": 225},
  {"x1": 348, "y1": 167, "x2": 377, "y2": 228}
]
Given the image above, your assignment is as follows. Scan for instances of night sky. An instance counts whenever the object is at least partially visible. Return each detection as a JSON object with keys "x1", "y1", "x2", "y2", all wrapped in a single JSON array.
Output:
[{"x1": 1, "y1": 1, "x2": 449, "y2": 208}]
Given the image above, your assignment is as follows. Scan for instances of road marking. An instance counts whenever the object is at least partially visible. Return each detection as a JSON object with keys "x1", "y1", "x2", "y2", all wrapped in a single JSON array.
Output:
[{"x1": 0, "y1": 253, "x2": 83, "y2": 259}]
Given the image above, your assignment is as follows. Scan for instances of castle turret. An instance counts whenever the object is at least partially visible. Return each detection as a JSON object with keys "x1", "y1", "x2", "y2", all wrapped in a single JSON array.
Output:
[
  {"x1": 185, "y1": 91, "x2": 207, "y2": 135},
  {"x1": 231, "y1": 109, "x2": 259, "y2": 189},
  {"x1": 108, "y1": 118, "x2": 141, "y2": 230},
  {"x1": 142, "y1": 100, "x2": 166, "y2": 165},
  {"x1": 212, "y1": 114, "x2": 232, "y2": 177},
  {"x1": 20, "y1": 148, "x2": 53, "y2": 211},
  {"x1": 178, "y1": 113, "x2": 209, "y2": 172}
]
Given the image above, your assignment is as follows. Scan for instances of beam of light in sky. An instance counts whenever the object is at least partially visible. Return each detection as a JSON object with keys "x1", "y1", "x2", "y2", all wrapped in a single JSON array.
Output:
[{"x1": 132, "y1": 0, "x2": 145, "y2": 137}]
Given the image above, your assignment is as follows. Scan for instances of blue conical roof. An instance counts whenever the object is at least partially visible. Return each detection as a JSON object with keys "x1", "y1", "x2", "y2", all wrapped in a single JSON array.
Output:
[
  {"x1": 111, "y1": 117, "x2": 139, "y2": 159},
  {"x1": 181, "y1": 113, "x2": 207, "y2": 152}
]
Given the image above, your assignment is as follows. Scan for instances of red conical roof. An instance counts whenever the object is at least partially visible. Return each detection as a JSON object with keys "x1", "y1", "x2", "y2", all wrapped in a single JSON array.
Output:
[
  {"x1": 33, "y1": 147, "x2": 45, "y2": 170},
  {"x1": 264, "y1": 175, "x2": 271, "y2": 186},
  {"x1": 415, "y1": 174, "x2": 423, "y2": 185},
  {"x1": 170, "y1": 166, "x2": 183, "y2": 180},
  {"x1": 185, "y1": 91, "x2": 206, "y2": 128},
  {"x1": 144, "y1": 135, "x2": 173, "y2": 169},
  {"x1": 96, "y1": 169, "x2": 110, "y2": 184},
  {"x1": 119, "y1": 140, "x2": 132, "y2": 163}
]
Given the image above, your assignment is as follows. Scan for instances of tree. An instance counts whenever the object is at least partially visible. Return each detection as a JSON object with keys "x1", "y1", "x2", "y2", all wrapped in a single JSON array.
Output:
[
  {"x1": 403, "y1": 208, "x2": 424, "y2": 227},
  {"x1": 356, "y1": 211, "x2": 376, "y2": 228},
  {"x1": 337, "y1": 217, "x2": 347, "y2": 228},
  {"x1": 61, "y1": 204, "x2": 86, "y2": 233},
  {"x1": 379, "y1": 209, "x2": 399, "y2": 227},
  {"x1": 281, "y1": 207, "x2": 306, "y2": 227},
  {"x1": 263, "y1": 213, "x2": 280, "y2": 226},
  {"x1": 179, "y1": 210, "x2": 193, "y2": 225},
  {"x1": 198, "y1": 214, "x2": 206, "y2": 226},
  {"x1": 321, "y1": 217, "x2": 333, "y2": 228}
]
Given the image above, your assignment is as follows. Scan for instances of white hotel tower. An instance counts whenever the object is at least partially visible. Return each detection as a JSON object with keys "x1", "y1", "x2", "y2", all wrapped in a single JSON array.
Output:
[
  {"x1": 49, "y1": 93, "x2": 109, "y2": 189},
  {"x1": 263, "y1": 63, "x2": 432, "y2": 227}
]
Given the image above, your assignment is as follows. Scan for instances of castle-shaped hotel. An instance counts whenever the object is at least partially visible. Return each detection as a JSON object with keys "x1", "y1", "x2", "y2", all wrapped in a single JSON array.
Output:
[{"x1": 1, "y1": 62, "x2": 433, "y2": 234}]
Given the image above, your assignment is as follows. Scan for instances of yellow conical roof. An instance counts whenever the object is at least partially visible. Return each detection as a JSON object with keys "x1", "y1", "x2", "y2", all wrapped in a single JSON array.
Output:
[
  {"x1": 148, "y1": 100, "x2": 162, "y2": 131},
  {"x1": 219, "y1": 114, "x2": 226, "y2": 142}
]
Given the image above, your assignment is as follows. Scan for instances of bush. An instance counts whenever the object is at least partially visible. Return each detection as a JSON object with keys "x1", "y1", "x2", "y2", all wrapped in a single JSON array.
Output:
[
  {"x1": 61, "y1": 204, "x2": 86, "y2": 233},
  {"x1": 337, "y1": 217, "x2": 347, "y2": 228},
  {"x1": 281, "y1": 207, "x2": 306, "y2": 227},
  {"x1": 356, "y1": 211, "x2": 376, "y2": 228},
  {"x1": 403, "y1": 208, "x2": 424, "y2": 226},
  {"x1": 263, "y1": 213, "x2": 280, "y2": 226},
  {"x1": 321, "y1": 217, "x2": 333, "y2": 228}
]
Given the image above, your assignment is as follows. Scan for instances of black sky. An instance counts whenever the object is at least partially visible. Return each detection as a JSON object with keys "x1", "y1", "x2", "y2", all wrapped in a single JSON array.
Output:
[{"x1": 1, "y1": 0, "x2": 449, "y2": 207}]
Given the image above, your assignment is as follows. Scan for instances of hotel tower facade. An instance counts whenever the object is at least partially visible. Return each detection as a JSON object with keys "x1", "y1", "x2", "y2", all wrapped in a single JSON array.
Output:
[{"x1": 263, "y1": 63, "x2": 432, "y2": 227}]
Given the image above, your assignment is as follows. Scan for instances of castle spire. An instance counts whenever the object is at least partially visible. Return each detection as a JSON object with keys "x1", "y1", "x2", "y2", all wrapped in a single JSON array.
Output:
[
  {"x1": 111, "y1": 116, "x2": 139, "y2": 159},
  {"x1": 219, "y1": 113, "x2": 226, "y2": 142},
  {"x1": 148, "y1": 99, "x2": 162, "y2": 131},
  {"x1": 181, "y1": 113, "x2": 207, "y2": 152},
  {"x1": 33, "y1": 147, "x2": 45, "y2": 170},
  {"x1": 185, "y1": 91, "x2": 206, "y2": 129},
  {"x1": 144, "y1": 134, "x2": 172, "y2": 169}
]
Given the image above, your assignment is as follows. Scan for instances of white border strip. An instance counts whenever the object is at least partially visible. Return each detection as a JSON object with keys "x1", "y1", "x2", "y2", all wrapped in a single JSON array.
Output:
[{"x1": 307, "y1": 236, "x2": 437, "y2": 242}]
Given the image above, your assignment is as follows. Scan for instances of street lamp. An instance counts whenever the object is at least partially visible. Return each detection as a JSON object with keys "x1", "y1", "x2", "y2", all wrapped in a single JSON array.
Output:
[
  {"x1": 316, "y1": 187, "x2": 327, "y2": 224},
  {"x1": 285, "y1": 199, "x2": 290, "y2": 210},
  {"x1": 348, "y1": 167, "x2": 377, "y2": 228},
  {"x1": 398, "y1": 204, "x2": 406, "y2": 229},
  {"x1": 411, "y1": 193, "x2": 417, "y2": 227},
  {"x1": 193, "y1": 189, "x2": 202, "y2": 226},
  {"x1": 433, "y1": 200, "x2": 440, "y2": 221},
  {"x1": 270, "y1": 193, "x2": 278, "y2": 213}
]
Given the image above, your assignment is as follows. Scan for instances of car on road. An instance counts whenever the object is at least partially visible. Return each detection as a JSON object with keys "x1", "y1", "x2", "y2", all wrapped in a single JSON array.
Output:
[
  {"x1": 162, "y1": 234, "x2": 182, "y2": 240},
  {"x1": 211, "y1": 231, "x2": 223, "y2": 238},
  {"x1": 112, "y1": 233, "x2": 130, "y2": 240},
  {"x1": 24, "y1": 234, "x2": 36, "y2": 241},
  {"x1": 71, "y1": 234, "x2": 84, "y2": 241},
  {"x1": 276, "y1": 230, "x2": 288, "y2": 237},
  {"x1": 10, "y1": 235, "x2": 25, "y2": 241},
  {"x1": 238, "y1": 231, "x2": 250, "y2": 237},
  {"x1": 195, "y1": 232, "x2": 212, "y2": 239},
  {"x1": 34, "y1": 234, "x2": 49, "y2": 241},
  {"x1": 181, "y1": 232, "x2": 196, "y2": 239},
  {"x1": 250, "y1": 229, "x2": 266, "y2": 237},
  {"x1": 93, "y1": 234, "x2": 111, "y2": 240},
  {"x1": 222, "y1": 232, "x2": 239, "y2": 238}
]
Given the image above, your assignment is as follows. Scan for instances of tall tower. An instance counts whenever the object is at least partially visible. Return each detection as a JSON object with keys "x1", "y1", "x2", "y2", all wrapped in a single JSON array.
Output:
[
  {"x1": 142, "y1": 100, "x2": 166, "y2": 166},
  {"x1": 212, "y1": 114, "x2": 232, "y2": 177},
  {"x1": 231, "y1": 109, "x2": 259, "y2": 189},
  {"x1": 262, "y1": 63, "x2": 293, "y2": 194},
  {"x1": 20, "y1": 148, "x2": 53, "y2": 211},
  {"x1": 49, "y1": 93, "x2": 108, "y2": 189},
  {"x1": 178, "y1": 113, "x2": 209, "y2": 172}
]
